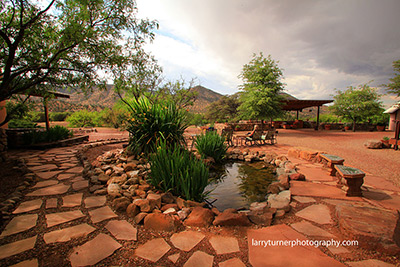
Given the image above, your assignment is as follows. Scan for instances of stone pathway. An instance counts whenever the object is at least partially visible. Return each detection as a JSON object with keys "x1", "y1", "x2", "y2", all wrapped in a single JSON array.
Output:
[{"x1": 0, "y1": 142, "x2": 399, "y2": 266}]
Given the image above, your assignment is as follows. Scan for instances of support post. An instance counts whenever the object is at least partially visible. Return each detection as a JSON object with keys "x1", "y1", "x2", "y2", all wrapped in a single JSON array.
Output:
[
  {"x1": 44, "y1": 98, "x2": 50, "y2": 131},
  {"x1": 296, "y1": 110, "x2": 299, "y2": 120},
  {"x1": 315, "y1": 106, "x2": 320, "y2": 131}
]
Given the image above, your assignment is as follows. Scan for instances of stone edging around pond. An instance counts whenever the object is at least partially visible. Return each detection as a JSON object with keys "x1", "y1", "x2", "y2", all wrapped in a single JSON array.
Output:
[{"x1": 77, "y1": 146, "x2": 307, "y2": 231}]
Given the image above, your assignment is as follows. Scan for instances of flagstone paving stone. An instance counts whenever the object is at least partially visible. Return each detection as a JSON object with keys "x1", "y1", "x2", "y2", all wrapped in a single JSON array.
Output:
[
  {"x1": 72, "y1": 180, "x2": 88, "y2": 191},
  {"x1": 290, "y1": 181, "x2": 363, "y2": 201},
  {"x1": 296, "y1": 165, "x2": 333, "y2": 182},
  {"x1": 183, "y1": 251, "x2": 214, "y2": 267},
  {"x1": 9, "y1": 259, "x2": 38, "y2": 267},
  {"x1": 12, "y1": 199, "x2": 43, "y2": 214},
  {"x1": 89, "y1": 206, "x2": 118, "y2": 223},
  {"x1": 57, "y1": 173, "x2": 75, "y2": 180},
  {"x1": 209, "y1": 235, "x2": 240, "y2": 255},
  {"x1": 219, "y1": 257, "x2": 246, "y2": 267},
  {"x1": 346, "y1": 259, "x2": 396, "y2": 267},
  {"x1": 65, "y1": 166, "x2": 84, "y2": 174},
  {"x1": 135, "y1": 238, "x2": 171, "y2": 262},
  {"x1": 291, "y1": 220, "x2": 336, "y2": 238},
  {"x1": 168, "y1": 253, "x2": 180, "y2": 264},
  {"x1": 71, "y1": 176, "x2": 84, "y2": 182},
  {"x1": 46, "y1": 198, "x2": 58, "y2": 209},
  {"x1": 27, "y1": 183, "x2": 70, "y2": 196},
  {"x1": 0, "y1": 236, "x2": 37, "y2": 260},
  {"x1": 62, "y1": 193, "x2": 83, "y2": 207},
  {"x1": 170, "y1": 231, "x2": 205, "y2": 252},
  {"x1": 44, "y1": 224, "x2": 96, "y2": 244},
  {"x1": 292, "y1": 196, "x2": 316, "y2": 204},
  {"x1": 32, "y1": 180, "x2": 58, "y2": 189},
  {"x1": 46, "y1": 210, "x2": 85, "y2": 227},
  {"x1": 327, "y1": 245, "x2": 350, "y2": 254},
  {"x1": 35, "y1": 170, "x2": 63, "y2": 180},
  {"x1": 248, "y1": 225, "x2": 346, "y2": 267},
  {"x1": 69, "y1": 233, "x2": 122, "y2": 267},
  {"x1": 295, "y1": 204, "x2": 333, "y2": 225},
  {"x1": 84, "y1": 195, "x2": 107, "y2": 208},
  {"x1": 105, "y1": 220, "x2": 137, "y2": 241},
  {"x1": 0, "y1": 214, "x2": 38, "y2": 237},
  {"x1": 29, "y1": 164, "x2": 58, "y2": 172}
]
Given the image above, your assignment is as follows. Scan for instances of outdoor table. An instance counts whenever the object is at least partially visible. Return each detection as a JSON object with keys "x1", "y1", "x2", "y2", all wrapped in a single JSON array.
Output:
[
  {"x1": 319, "y1": 153, "x2": 344, "y2": 176},
  {"x1": 334, "y1": 165, "x2": 365, "y2": 197}
]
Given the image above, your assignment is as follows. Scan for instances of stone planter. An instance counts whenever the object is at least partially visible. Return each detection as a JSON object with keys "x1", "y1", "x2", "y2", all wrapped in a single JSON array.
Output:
[
  {"x1": 324, "y1": 124, "x2": 331, "y2": 130},
  {"x1": 376, "y1": 125, "x2": 385, "y2": 131}
]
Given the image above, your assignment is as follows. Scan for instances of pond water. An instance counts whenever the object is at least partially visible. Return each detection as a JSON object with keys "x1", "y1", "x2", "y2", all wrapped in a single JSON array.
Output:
[{"x1": 205, "y1": 161, "x2": 277, "y2": 211}]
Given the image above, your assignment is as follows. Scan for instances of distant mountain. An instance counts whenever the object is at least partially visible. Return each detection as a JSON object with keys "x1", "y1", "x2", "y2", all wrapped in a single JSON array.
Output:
[
  {"x1": 45, "y1": 84, "x2": 223, "y2": 113},
  {"x1": 188, "y1": 85, "x2": 224, "y2": 113}
]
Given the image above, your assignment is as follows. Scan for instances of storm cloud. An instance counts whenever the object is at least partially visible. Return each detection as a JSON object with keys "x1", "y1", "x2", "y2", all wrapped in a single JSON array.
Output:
[{"x1": 136, "y1": 0, "x2": 400, "y2": 104}]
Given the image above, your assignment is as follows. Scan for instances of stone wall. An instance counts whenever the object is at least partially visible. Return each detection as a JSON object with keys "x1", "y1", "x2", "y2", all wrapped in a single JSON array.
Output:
[{"x1": 0, "y1": 128, "x2": 7, "y2": 162}]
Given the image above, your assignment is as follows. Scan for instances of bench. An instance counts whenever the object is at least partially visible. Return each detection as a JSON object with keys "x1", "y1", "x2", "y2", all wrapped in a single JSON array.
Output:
[
  {"x1": 334, "y1": 165, "x2": 365, "y2": 197},
  {"x1": 320, "y1": 153, "x2": 344, "y2": 176}
]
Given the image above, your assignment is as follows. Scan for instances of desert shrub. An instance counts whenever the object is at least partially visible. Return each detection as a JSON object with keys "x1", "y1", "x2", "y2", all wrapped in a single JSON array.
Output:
[
  {"x1": 187, "y1": 112, "x2": 207, "y2": 126},
  {"x1": 310, "y1": 114, "x2": 342, "y2": 123},
  {"x1": 23, "y1": 125, "x2": 72, "y2": 145},
  {"x1": 66, "y1": 110, "x2": 102, "y2": 127},
  {"x1": 195, "y1": 130, "x2": 227, "y2": 163},
  {"x1": 8, "y1": 119, "x2": 38, "y2": 128},
  {"x1": 29, "y1": 112, "x2": 46, "y2": 122},
  {"x1": 149, "y1": 141, "x2": 210, "y2": 202},
  {"x1": 100, "y1": 107, "x2": 130, "y2": 129},
  {"x1": 50, "y1": 112, "x2": 71, "y2": 121},
  {"x1": 125, "y1": 97, "x2": 189, "y2": 156}
]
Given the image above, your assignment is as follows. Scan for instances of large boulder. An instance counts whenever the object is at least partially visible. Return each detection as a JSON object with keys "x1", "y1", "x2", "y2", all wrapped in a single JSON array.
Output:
[
  {"x1": 267, "y1": 190, "x2": 291, "y2": 211},
  {"x1": 184, "y1": 207, "x2": 214, "y2": 227},
  {"x1": 144, "y1": 213, "x2": 181, "y2": 231},
  {"x1": 248, "y1": 209, "x2": 276, "y2": 226},
  {"x1": 364, "y1": 140, "x2": 383, "y2": 149}
]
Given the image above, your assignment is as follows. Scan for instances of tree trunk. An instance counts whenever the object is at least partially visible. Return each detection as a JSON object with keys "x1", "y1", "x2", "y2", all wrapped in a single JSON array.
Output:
[{"x1": 353, "y1": 120, "x2": 356, "y2": 132}]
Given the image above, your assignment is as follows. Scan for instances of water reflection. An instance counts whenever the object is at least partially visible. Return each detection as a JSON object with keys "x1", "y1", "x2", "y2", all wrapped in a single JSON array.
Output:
[{"x1": 205, "y1": 161, "x2": 276, "y2": 211}]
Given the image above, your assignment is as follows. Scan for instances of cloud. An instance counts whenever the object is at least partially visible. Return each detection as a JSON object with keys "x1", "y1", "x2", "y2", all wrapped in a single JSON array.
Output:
[{"x1": 136, "y1": 0, "x2": 400, "y2": 105}]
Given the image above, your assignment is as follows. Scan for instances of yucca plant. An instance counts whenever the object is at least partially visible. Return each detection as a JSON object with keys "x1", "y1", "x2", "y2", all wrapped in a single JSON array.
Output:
[
  {"x1": 149, "y1": 141, "x2": 210, "y2": 202},
  {"x1": 195, "y1": 130, "x2": 227, "y2": 163},
  {"x1": 125, "y1": 96, "x2": 189, "y2": 156}
]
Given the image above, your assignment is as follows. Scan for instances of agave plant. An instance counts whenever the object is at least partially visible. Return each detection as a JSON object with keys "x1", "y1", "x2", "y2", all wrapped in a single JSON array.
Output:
[
  {"x1": 125, "y1": 96, "x2": 189, "y2": 156},
  {"x1": 149, "y1": 141, "x2": 210, "y2": 202},
  {"x1": 195, "y1": 130, "x2": 227, "y2": 163}
]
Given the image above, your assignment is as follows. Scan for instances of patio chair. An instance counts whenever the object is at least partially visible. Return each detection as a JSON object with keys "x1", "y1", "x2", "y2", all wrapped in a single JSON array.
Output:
[
  {"x1": 222, "y1": 128, "x2": 234, "y2": 147},
  {"x1": 245, "y1": 130, "x2": 263, "y2": 146},
  {"x1": 261, "y1": 129, "x2": 277, "y2": 145}
]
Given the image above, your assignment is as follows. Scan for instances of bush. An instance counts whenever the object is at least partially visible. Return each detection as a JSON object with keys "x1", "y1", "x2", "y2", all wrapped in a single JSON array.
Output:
[
  {"x1": 23, "y1": 125, "x2": 72, "y2": 145},
  {"x1": 66, "y1": 110, "x2": 102, "y2": 127},
  {"x1": 50, "y1": 112, "x2": 71, "y2": 121},
  {"x1": 100, "y1": 107, "x2": 130, "y2": 129},
  {"x1": 29, "y1": 112, "x2": 46, "y2": 122},
  {"x1": 149, "y1": 141, "x2": 210, "y2": 202},
  {"x1": 195, "y1": 130, "x2": 227, "y2": 163},
  {"x1": 8, "y1": 119, "x2": 38, "y2": 128},
  {"x1": 125, "y1": 97, "x2": 189, "y2": 156}
]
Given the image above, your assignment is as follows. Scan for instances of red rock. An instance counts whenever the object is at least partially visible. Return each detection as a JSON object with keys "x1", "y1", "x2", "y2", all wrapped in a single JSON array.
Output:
[
  {"x1": 134, "y1": 213, "x2": 147, "y2": 225},
  {"x1": 144, "y1": 213, "x2": 181, "y2": 231},
  {"x1": 290, "y1": 173, "x2": 306, "y2": 181},
  {"x1": 299, "y1": 150, "x2": 319, "y2": 161},
  {"x1": 161, "y1": 204, "x2": 179, "y2": 212},
  {"x1": 161, "y1": 192, "x2": 176, "y2": 204},
  {"x1": 124, "y1": 163, "x2": 137, "y2": 172},
  {"x1": 267, "y1": 182, "x2": 281, "y2": 194},
  {"x1": 248, "y1": 210, "x2": 275, "y2": 226},
  {"x1": 288, "y1": 148, "x2": 301, "y2": 158},
  {"x1": 186, "y1": 200, "x2": 205, "y2": 207},
  {"x1": 133, "y1": 199, "x2": 154, "y2": 212},
  {"x1": 112, "y1": 197, "x2": 131, "y2": 213},
  {"x1": 278, "y1": 174, "x2": 289, "y2": 189},
  {"x1": 213, "y1": 210, "x2": 252, "y2": 226},
  {"x1": 147, "y1": 193, "x2": 162, "y2": 209},
  {"x1": 126, "y1": 203, "x2": 140, "y2": 218},
  {"x1": 176, "y1": 197, "x2": 189, "y2": 209},
  {"x1": 184, "y1": 207, "x2": 214, "y2": 227}
]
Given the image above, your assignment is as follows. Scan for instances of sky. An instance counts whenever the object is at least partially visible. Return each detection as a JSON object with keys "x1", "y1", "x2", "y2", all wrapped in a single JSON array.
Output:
[{"x1": 136, "y1": 0, "x2": 400, "y2": 108}]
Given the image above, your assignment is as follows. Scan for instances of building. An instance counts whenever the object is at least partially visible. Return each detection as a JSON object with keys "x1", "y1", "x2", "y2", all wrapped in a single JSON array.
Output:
[{"x1": 384, "y1": 101, "x2": 400, "y2": 131}]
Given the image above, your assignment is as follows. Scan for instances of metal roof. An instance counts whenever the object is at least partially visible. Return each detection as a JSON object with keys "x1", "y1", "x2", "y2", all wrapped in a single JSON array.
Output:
[
  {"x1": 384, "y1": 105, "x2": 400, "y2": 114},
  {"x1": 281, "y1": 99, "x2": 333, "y2": 111}
]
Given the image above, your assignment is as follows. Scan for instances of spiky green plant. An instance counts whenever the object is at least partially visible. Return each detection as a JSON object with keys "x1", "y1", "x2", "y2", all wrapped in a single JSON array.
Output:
[
  {"x1": 195, "y1": 130, "x2": 227, "y2": 163},
  {"x1": 125, "y1": 96, "x2": 189, "y2": 156},
  {"x1": 149, "y1": 141, "x2": 210, "y2": 202}
]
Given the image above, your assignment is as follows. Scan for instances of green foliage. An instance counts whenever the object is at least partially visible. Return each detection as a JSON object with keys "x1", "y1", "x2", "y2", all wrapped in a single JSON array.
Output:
[
  {"x1": 370, "y1": 111, "x2": 389, "y2": 125},
  {"x1": 8, "y1": 119, "x2": 38, "y2": 128},
  {"x1": 238, "y1": 53, "x2": 285, "y2": 121},
  {"x1": 149, "y1": 141, "x2": 210, "y2": 202},
  {"x1": 49, "y1": 112, "x2": 71, "y2": 121},
  {"x1": 30, "y1": 112, "x2": 46, "y2": 122},
  {"x1": 205, "y1": 94, "x2": 241, "y2": 122},
  {"x1": 125, "y1": 96, "x2": 189, "y2": 156},
  {"x1": 99, "y1": 107, "x2": 130, "y2": 129},
  {"x1": 195, "y1": 131, "x2": 227, "y2": 163},
  {"x1": 23, "y1": 126, "x2": 72, "y2": 145},
  {"x1": 330, "y1": 84, "x2": 383, "y2": 131},
  {"x1": 309, "y1": 114, "x2": 342, "y2": 123},
  {"x1": 187, "y1": 112, "x2": 208, "y2": 126},
  {"x1": 384, "y1": 59, "x2": 400, "y2": 96},
  {"x1": 0, "y1": 0, "x2": 158, "y2": 109},
  {"x1": 66, "y1": 110, "x2": 102, "y2": 127}
]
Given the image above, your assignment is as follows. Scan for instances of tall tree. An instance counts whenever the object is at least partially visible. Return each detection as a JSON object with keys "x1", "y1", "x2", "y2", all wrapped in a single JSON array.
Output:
[
  {"x1": 0, "y1": 0, "x2": 158, "y2": 124},
  {"x1": 384, "y1": 59, "x2": 400, "y2": 97},
  {"x1": 205, "y1": 94, "x2": 241, "y2": 122},
  {"x1": 330, "y1": 84, "x2": 383, "y2": 131},
  {"x1": 238, "y1": 53, "x2": 285, "y2": 122}
]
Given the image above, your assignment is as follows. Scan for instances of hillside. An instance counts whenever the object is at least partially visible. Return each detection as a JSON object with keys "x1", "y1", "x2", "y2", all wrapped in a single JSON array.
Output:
[{"x1": 43, "y1": 84, "x2": 223, "y2": 113}]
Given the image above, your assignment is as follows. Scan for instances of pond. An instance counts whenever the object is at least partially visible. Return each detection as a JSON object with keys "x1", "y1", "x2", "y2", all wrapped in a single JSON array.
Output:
[{"x1": 205, "y1": 161, "x2": 277, "y2": 211}]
